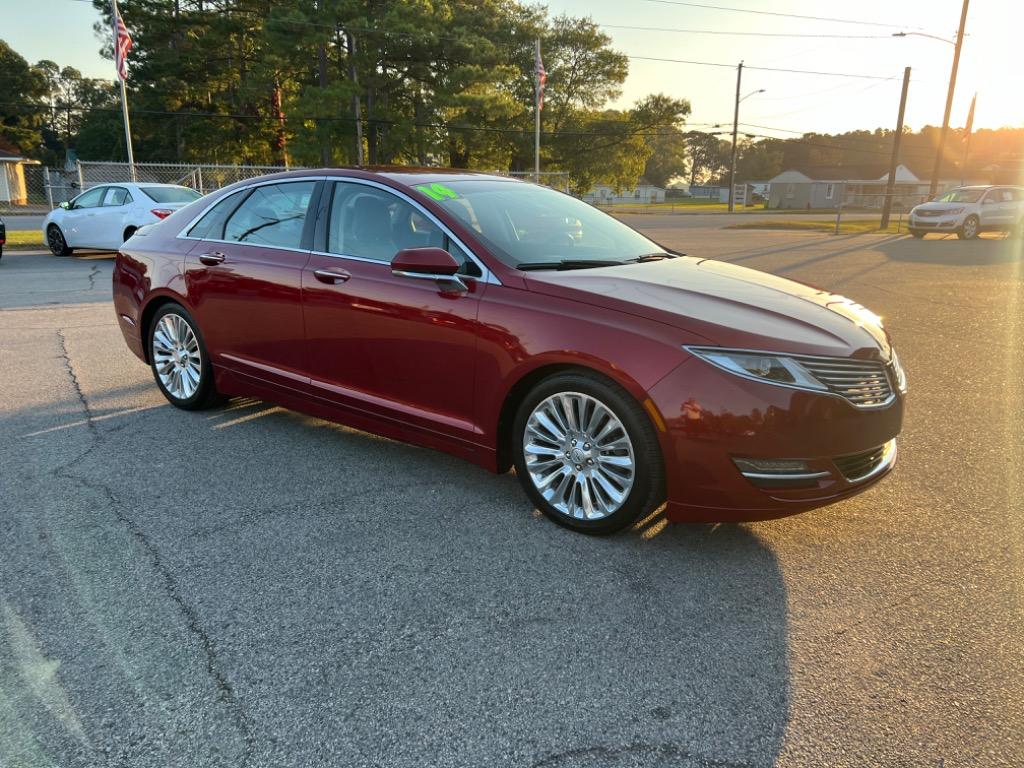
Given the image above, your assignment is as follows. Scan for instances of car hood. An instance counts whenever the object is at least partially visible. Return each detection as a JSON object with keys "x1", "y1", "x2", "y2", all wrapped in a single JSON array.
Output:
[
  {"x1": 522, "y1": 257, "x2": 892, "y2": 359},
  {"x1": 914, "y1": 201, "x2": 971, "y2": 213}
]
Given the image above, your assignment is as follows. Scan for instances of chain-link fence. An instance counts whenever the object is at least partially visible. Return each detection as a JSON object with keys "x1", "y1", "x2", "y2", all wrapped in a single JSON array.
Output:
[
  {"x1": 0, "y1": 162, "x2": 306, "y2": 215},
  {"x1": 495, "y1": 170, "x2": 570, "y2": 192},
  {"x1": 1, "y1": 162, "x2": 571, "y2": 215}
]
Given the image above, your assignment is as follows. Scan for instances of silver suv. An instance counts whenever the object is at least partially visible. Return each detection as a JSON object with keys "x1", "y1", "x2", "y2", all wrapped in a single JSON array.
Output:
[{"x1": 908, "y1": 185, "x2": 1024, "y2": 240}]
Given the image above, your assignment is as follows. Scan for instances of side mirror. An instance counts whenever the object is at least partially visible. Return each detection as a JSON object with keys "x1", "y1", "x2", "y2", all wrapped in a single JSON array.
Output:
[
  {"x1": 982, "y1": 197, "x2": 994, "y2": 205},
  {"x1": 59, "y1": 201, "x2": 71, "y2": 210},
  {"x1": 391, "y1": 247, "x2": 466, "y2": 292}
]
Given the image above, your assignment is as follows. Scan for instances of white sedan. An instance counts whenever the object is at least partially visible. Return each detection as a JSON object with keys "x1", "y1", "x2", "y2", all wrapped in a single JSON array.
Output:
[{"x1": 43, "y1": 183, "x2": 202, "y2": 255}]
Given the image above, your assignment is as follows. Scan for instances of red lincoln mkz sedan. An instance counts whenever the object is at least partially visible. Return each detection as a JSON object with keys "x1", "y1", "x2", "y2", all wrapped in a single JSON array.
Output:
[{"x1": 113, "y1": 168, "x2": 905, "y2": 534}]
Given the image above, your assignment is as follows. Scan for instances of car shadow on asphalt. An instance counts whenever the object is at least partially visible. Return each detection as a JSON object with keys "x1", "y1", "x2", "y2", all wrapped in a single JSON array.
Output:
[
  {"x1": 183, "y1": 400, "x2": 792, "y2": 766},
  {"x1": 875, "y1": 233, "x2": 1022, "y2": 266}
]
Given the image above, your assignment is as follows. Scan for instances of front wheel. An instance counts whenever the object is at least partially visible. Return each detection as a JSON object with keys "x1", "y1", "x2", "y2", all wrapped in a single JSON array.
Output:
[
  {"x1": 512, "y1": 372, "x2": 665, "y2": 534},
  {"x1": 958, "y1": 215, "x2": 979, "y2": 240},
  {"x1": 909, "y1": 229, "x2": 924, "y2": 239},
  {"x1": 47, "y1": 225, "x2": 73, "y2": 256},
  {"x1": 148, "y1": 303, "x2": 224, "y2": 410}
]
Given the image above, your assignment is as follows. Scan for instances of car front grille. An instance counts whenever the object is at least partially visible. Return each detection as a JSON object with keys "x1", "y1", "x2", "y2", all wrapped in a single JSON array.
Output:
[
  {"x1": 793, "y1": 355, "x2": 895, "y2": 408},
  {"x1": 916, "y1": 210, "x2": 941, "y2": 218},
  {"x1": 833, "y1": 440, "x2": 896, "y2": 482}
]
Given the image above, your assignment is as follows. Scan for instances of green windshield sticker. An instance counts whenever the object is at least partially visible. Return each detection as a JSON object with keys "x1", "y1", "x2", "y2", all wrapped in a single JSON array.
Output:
[{"x1": 415, "y1": 182, "x2": 460, "y2": 202}]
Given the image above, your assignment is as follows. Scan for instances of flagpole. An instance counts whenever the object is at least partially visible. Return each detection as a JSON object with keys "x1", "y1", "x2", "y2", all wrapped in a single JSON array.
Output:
[
  {"x1": 534, "y1": 38, "x2": 541, "y2": 183},
  {"x1": 112, "y1": 0, "x2": 136, "y2": 181}
]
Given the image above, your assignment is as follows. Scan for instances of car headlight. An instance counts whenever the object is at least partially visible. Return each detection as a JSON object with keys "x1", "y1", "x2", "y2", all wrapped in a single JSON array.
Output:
[
  {"x1": 684, "y1": 347, "x2": 828, "y2": 392},
  {"x1": 890, "y1": 350, "x2": 908, "y2": 393}
]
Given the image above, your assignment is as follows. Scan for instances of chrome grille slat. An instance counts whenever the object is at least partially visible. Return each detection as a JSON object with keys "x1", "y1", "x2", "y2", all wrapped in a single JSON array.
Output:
[{"x1": 792, "y1": 355, "x2": 895, "y2": 408}]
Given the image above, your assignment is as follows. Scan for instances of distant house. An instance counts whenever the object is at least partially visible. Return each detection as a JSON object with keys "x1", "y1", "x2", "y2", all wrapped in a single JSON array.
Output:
[
  {"x1": 687, "y1": 184, "x2": 728, "y2": 202},
  {"x1": 766, "y1": 164, "x2": 962, "y2": 210},
  {"x1": 0, "y1": 137, "x2": 36, "y2": 206},
  {"x1": 583, "y1": 181, "x2": 666, "y2": 204}
]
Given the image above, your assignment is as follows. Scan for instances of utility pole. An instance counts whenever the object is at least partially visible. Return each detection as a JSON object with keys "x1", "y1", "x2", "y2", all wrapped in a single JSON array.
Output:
[
  {"x1": 880, "y1": 67, "x2": 911, "y2": 230},
  {"x1": 728, "y1": 61, "x2": 743, "y2": 212},
  {"x1": 960, "y1": 93, "x2": 976, "y2": 185},
  {"x1": 345, "y1": 30, "x2": 364, "y2": 165},
  {"x1": 929, "y1": 0, "x2": 970, "y2": 198},
  {"x1": 315, "y1": 0, "x2": 331, "y2": 166}
]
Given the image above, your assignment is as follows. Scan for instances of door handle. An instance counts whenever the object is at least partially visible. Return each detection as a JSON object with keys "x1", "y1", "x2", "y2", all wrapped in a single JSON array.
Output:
[
  {"x1": 199, "y1": 251, "x2": 226, "y2": 265},
  {"x1": 313, "y1": 268, "x2": 351, "y2": 284}
]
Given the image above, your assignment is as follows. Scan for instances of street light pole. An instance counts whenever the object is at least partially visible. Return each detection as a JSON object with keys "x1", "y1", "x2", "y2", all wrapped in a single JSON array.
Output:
[
  {"x1": 928, "y1": 0, "x2": 970, "y2": 198},
  {"x1": 728, "y1": 61, "x2": 743, "y2": 213}
]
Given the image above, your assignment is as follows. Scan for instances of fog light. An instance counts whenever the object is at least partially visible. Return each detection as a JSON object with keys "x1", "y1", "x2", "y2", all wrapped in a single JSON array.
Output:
[{"x1": 733, "y1": 458, "x2": 810, "y2": 474}]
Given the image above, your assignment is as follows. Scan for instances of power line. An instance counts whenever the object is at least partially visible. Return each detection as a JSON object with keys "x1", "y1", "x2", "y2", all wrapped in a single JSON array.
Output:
[
  {"x1": 633, "y1": 0, "x2": 924, "y2": 31},
  {"x1": 601, "y1": 24, "x2": 892, "y2": 40},
  {"x1": 627, "y1": 56, "x2": 899, "y2": 80}
]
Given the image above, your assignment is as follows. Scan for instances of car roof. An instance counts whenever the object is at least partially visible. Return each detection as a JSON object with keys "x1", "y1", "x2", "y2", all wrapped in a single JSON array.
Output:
[{"x1": 218, "y1": 166, "x2": 520, "y2": 190}]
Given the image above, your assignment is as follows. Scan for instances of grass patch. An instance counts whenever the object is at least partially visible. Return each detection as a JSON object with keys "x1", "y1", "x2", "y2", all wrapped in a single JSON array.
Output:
[
  {"x1": 725, "y1": 219, "x2": 904, "y2": 234},
  {"x1": 3, "y1": 230, "x2": 45, "y2": 247}
]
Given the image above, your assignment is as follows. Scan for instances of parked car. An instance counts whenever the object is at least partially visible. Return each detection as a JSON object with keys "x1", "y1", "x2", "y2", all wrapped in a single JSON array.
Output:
[
  {"x1": 908, "y1": 185, "x2": 1024, "y2": 239},
  {"x1": 113, "y1": 169, "x2": 906, "y2": 534},
  {"x1": 43, "y1": 183, "x2": 203, "y2": 255}
]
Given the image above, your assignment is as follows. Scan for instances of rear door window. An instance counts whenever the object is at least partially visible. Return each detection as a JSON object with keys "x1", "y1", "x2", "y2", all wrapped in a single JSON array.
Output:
[
  {"x1": 222, "y1": 181, "x2": 316, "y2": 249},
  {"x1": 187, "y1": 190, "x2": 247, "y2": 240}
]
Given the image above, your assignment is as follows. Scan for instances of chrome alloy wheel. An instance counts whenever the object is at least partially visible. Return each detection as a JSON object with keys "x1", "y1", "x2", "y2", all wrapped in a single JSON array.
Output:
[
  {"x1": 962, "y1": 216, "x2": 978, "y2": 239},
  {"x1": 522, "y1": 392, "x2": 636, "y2": 520},
  {"x1": 153, "y1": 313, "x2": 202, "y2": 400}
]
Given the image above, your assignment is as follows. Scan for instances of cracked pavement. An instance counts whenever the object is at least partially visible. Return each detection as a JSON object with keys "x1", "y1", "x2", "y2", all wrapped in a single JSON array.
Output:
[{"x1": 1, "y1": 227, "x2": 1022, "y2": 767}]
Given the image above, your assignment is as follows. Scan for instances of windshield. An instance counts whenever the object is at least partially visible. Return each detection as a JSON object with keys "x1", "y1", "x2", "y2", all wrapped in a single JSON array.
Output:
[
  {"x1": 937, "y1": 188, "x2": 984, "y2": 203},
  {"x1": 142, "y1": 186, "x2": 202, "y2": 204},
  {"x1": 411, "y1": 180, "x2": 666, "y2": 267}
]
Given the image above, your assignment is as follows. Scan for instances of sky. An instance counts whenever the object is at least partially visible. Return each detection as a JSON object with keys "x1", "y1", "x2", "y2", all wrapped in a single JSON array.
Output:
[{"x1": 4, "y1": 0, "x2": 1020, "y2": 138}]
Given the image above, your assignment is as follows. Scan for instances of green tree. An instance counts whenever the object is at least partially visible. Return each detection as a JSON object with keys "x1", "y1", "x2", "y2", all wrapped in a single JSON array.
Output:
[{"x1": 0, "y1": 40, "x2": 49, "y2": 157}]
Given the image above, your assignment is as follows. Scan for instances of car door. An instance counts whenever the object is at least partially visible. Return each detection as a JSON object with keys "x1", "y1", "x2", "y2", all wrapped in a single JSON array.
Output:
[
  {"x1": 301, "y1": 179, "x2": 486, "y2": 440},
  {"x1": 979, "y1": 188, "x2": 1010, "y2": 227},
  {"x1": 183, "y1": 179, "x2": 319, "y2": 391},
  {"x1": 61, "y1": 186, "x2": 107, "y2": 247},
  {"x1": 98, "y1": 186, "x2": 134, "y2": 248}
]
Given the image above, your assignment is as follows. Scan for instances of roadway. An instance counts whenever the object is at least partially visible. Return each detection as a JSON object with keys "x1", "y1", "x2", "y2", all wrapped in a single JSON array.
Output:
[{"x1": 1, "y1": 224, "x2": 1021, "y2": 767}]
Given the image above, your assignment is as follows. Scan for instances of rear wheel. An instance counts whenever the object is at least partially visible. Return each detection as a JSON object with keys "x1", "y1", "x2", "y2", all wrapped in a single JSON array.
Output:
[
  {"x1": 148, "y1": 303, "x2": 224, "y2": 410},
  {"x1": 512, "y1": 372, "x2": 664, "y2": 534},
  {"x1": 47, "y1": 225, "x2": 73, "y2": 256},
  {"x1": 958, "y1": 215, "x2": 979, "y2": 240}
]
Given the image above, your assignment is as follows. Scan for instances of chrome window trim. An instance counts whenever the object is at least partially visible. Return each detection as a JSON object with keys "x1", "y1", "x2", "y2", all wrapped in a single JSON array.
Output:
[
  {"x1": 174, "y1": 174, "x2": 499, "y2": 284},
  {"x1": 316, "y1": 177, "x2": 499, "y2": 285},
  {"x1": 684, "y1": 345, "x2": 897, "y2": 410}
]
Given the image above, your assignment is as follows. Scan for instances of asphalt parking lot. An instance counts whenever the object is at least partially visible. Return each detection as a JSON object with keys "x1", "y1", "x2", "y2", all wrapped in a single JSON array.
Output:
[{"x1": 1, "y1": 225, "x2": 1022, "y2": 767}]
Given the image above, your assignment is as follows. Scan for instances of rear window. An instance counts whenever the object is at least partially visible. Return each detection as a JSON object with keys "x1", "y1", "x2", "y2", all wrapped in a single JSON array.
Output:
[{"x1": 142, "y1": 186, "x2": 202, "y2": 204}]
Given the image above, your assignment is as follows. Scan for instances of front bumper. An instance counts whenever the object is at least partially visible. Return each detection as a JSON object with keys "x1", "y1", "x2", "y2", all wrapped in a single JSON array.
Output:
[
  {"x1": 909, "y1": 214, "x2": 963, "y2": 232},
  {"x1": 648, "y1": 358, "x2": 904, "y2": 523}
]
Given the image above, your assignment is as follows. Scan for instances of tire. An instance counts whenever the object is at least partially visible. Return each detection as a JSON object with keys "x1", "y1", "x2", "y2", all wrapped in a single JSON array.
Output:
[
  {"x1": 148, "y1": 303, "x2": 224, "y2": 410},
  {"x1": 958, "y1": 215, "x2": 979, "y2": 240},
  {"x1": 512, "y1": 371, "x2": 665, "y2": 535},
  {"x1": 123, "y1": 226, "x2": 137, "y2": 242},
  {"x1": 47, "y1": 225, "x2": 73, "y2": 257},
  {"x1": 909, "y1": 229, "x2": 924, "y2": 239}
]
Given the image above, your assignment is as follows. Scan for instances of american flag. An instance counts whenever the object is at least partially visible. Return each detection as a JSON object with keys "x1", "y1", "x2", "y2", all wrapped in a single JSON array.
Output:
[
  {"x1": 114, "y1": 2, "x2": 133, "y2": 81},
  {"x1": 534, "y1": 44, "x2": 547, "y2": 111}
]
